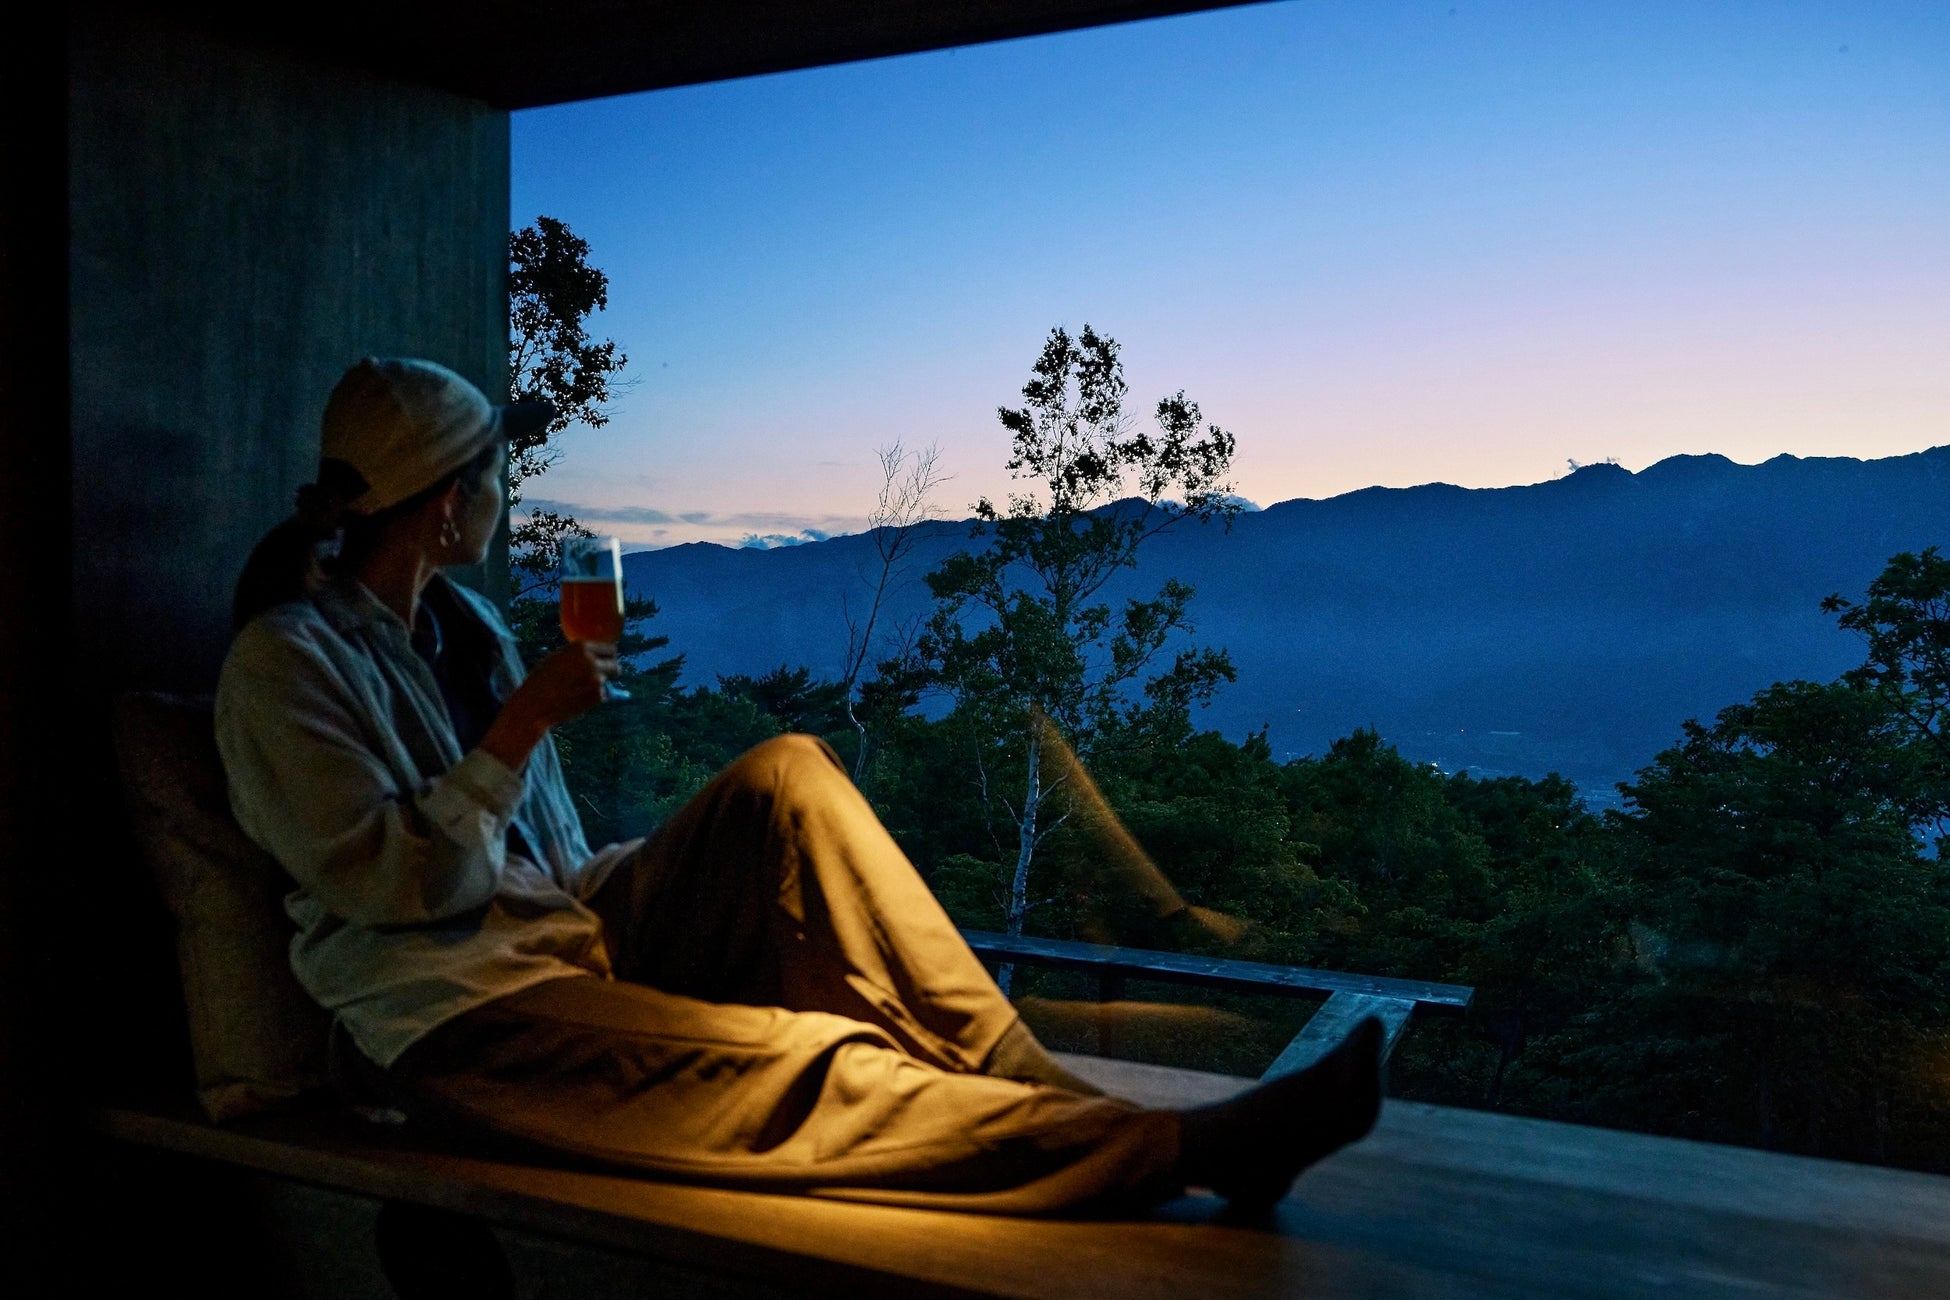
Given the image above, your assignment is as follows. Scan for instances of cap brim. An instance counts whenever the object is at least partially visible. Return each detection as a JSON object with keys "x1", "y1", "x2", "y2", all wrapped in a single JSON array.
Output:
[{"x1": 497, "y1": 400, "x2": 556, "y2": 445}]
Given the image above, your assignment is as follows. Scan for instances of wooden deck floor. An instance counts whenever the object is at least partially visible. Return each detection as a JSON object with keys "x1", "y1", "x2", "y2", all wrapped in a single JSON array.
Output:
[
  {"x1": 91, "y1": 1053, "x2": 1950, "y2": 1299},
  {"x1": 1069, "y1": 1054, "x2": 1950, "y2": 1297}
]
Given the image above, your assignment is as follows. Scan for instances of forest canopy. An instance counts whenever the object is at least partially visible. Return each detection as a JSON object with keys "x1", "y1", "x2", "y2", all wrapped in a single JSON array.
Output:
[{"x1": 543, "y1": 546, "x2": 1950, "y2": 1171}]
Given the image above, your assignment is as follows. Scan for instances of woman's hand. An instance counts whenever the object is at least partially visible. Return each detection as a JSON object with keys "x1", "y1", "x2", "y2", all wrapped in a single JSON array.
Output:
[{"x1": 479, "y1": 641, "x2": 619, "y2": 772}]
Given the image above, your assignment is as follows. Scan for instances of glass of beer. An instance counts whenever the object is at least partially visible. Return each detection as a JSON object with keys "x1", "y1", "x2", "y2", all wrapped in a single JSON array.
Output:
[{"x1": 558, "y1": 534, "x2": 630, "y2": 701}]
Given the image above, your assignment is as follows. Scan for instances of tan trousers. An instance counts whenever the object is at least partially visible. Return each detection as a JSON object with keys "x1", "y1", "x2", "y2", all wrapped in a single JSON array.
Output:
[{"x1": 389, "y1": 734, "x2": 1182, "y2": 1214}]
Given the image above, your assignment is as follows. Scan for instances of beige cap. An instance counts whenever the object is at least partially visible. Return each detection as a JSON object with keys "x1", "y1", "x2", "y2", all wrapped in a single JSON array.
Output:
[{"x1": 319, "y1": 357, "x2": 553, "y2": 512}]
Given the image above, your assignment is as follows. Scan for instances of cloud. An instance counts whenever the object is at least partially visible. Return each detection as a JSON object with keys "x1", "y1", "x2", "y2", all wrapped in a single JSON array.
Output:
[
  {"x1": 518, "y1": 498, "x2": 865, "y2": 549},
  {"x1": 1148, "y1": 494, "x2": 1262, "y2": 515},
  {"x1": 715, "y1": 512, "x2": 854, "y2": 532},
  {"x1": 523, "y1": 498, "x2": 677, "y2": 525},
  {"x1": 739, "y1": 528, "x2": 834, "y2": 550}
]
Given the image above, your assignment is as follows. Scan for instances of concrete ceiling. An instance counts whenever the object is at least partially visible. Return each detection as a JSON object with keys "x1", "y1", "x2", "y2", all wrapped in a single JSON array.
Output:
[{"x1": 159, "y1": 1, "x2": 1275, "y2": 109}]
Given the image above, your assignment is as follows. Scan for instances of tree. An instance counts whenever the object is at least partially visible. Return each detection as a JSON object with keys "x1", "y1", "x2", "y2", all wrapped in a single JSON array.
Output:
[
  {"x1": 917, "y1": 325, "x2": 1238, "y2": 990},
  {"x1": 508, "y1": 216, "x2": 629, "y2": 502},
  {"x1": 839, "y1": 443, "x2": 947, "y2": 784},
  {"x1": 1493, "y1": 553, "x2": 1950, "y2": 1164},
  {"x1": 503, "y1": 216, "x2": 685, "y2": 845},
  {"x1": 1433, "y1": 770, "x2": 1623, "y2": 1110},
  {"x1": 504, "y1": 216, "x2": 667, "y2": 675},
  {"x1": 1277, "y1": 733, "x2": 1626, "y2": 1111},
  {"x1": 1824, "y1": 547, "x2": 1950, "y2": 841},
  {"x1": 719, "y1": 666, "x2": 851, "y2": 738},
  {"x1": 507, "y1": 216, "x2": 631, "y2": 597},
  {"x1": 1589, "y1": 677, "x2": 1950, "y2": 1160}
]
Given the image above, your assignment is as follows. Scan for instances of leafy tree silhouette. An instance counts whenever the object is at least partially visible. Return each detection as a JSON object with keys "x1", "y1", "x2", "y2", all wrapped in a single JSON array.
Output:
[
  {"x1": 916, "y1": 325, "x2": 1238, "y2": 991},
  {"x1": 504, "y1": 216, "x2": 671, "y2": 682}
]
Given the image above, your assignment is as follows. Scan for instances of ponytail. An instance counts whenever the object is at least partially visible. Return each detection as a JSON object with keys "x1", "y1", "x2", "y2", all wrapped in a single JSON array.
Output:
[{"x1": 231, "y1": 460, "x2": 367, "y2": 630}]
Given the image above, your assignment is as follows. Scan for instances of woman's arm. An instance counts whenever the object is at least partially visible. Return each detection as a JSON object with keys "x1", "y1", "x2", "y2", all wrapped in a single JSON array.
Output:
[
  {"x1": 215, "y1": 616, "x2": 618, "y2": 926},
  {"x1": 216, "y1": 642, "x2": 519, "y2": 925},
  {"x1": 477, "y1": 640, "x2": 617, "y2": 773}
]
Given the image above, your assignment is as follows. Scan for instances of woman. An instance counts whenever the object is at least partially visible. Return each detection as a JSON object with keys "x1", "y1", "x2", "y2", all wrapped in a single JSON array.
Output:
[{"x1": 216, "y1": 356, "x2": 1383, "y2": 1215}]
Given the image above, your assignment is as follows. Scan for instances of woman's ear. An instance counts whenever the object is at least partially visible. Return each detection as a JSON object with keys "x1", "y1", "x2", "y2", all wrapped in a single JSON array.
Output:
[{"x1": 432, "y1": 478, "x2": 466, "y2": 544}]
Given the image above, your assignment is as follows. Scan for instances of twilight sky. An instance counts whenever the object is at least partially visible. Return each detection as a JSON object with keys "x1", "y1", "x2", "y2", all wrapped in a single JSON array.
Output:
[{"x1": 511, "y1": 0, "x2": 1950, "y2": 550}]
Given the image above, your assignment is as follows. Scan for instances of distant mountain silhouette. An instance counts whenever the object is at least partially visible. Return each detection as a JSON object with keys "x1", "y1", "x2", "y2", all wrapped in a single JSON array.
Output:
[{"x1": 620, "y1": 447, "x2": 1950, "y2": 804}]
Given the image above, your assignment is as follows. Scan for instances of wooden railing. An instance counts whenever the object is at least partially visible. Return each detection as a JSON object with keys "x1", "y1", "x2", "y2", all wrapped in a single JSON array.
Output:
[{"x1": 958, "y1": 929, "x2": 1474, "y2": 1080}]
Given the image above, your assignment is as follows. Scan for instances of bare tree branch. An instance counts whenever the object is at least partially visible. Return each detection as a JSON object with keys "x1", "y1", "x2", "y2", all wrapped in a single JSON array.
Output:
[{"x1": 842, "y1": 442, "x2": 949, "y2": 783}]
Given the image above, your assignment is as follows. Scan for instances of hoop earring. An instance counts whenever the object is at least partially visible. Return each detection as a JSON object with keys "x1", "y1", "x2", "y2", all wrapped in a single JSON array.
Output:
[{"x1": 439, "y1": 515, "x2": 460, "y2": 548}]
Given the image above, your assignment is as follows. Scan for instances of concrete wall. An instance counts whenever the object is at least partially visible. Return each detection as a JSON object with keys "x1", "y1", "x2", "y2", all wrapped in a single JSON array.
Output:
[
  {"x1": 22, "y1": 21, "x2": 514, "y2": 1282},
  {"x1": 1, "y1": 15, "x2": 68, "y2": 1290},
  {"x1": 68, "y1": 11, "x2": 510, "y2": 692}
]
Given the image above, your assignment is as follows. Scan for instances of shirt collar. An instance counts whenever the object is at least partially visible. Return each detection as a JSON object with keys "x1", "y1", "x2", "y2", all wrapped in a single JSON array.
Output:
[{"x1": 312, "y1": 574, "x2": 451, "y2": 645}]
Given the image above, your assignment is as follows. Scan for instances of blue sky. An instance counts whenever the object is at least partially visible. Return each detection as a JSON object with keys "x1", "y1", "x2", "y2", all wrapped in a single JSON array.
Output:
[{"x1": 512, "y1": 0, "x2": 1950, "y2": 548}]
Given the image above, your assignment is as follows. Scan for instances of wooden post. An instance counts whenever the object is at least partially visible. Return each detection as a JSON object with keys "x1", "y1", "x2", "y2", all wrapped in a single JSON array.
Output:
[{"x1": 1263, "y1": 992, "x2": 1415, "y2": 1080}]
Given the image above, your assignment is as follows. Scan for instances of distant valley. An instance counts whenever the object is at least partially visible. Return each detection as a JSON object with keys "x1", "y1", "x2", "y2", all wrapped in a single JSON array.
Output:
[{"x1": 620, "y1": 446, "x2": 1950, "y2": 807}]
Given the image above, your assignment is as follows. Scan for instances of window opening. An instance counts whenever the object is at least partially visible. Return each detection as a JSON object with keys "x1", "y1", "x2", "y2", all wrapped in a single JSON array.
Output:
[{"x1": 508, "y1": 1, "x2": 1950, "y2": 1173}]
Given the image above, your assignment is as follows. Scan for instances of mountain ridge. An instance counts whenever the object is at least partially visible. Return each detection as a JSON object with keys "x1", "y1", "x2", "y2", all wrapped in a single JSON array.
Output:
[{"x1": 618, "y1": 444, "x2": 1950, "y2": 802}]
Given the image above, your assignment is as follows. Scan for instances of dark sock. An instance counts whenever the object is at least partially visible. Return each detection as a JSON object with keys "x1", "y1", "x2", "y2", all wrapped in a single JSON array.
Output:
[
  {"x1": 981, "y1": 1019, "x2": 1107, "y2": 1096},
  {"x1": 1176, "y1": 1016, "x2": 1384, "y2": 1210}
]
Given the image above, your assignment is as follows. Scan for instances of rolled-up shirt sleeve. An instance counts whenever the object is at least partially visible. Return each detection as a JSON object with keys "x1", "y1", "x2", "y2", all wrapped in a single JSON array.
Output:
[{"x1": 216, "y1": 626, "x2": 522, "y2": 927}]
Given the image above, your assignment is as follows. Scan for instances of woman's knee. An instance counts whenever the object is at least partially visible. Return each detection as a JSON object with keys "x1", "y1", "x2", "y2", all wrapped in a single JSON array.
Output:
[{"x1": 725, "y1": 733, "x2": 847, "y2": 796}]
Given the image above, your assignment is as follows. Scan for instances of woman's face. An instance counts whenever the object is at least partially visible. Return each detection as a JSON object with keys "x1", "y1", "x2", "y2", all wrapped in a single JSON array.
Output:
[{"x1": 449, "y1": 444, "x2": 506, "y2": 565}]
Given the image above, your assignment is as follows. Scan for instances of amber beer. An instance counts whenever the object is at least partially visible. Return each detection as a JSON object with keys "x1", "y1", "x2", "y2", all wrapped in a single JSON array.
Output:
[
  {"x1": 559, "y1": 576, "x2": 624, "y2": 644},
  {"x1": 557, "y1": 535, "x2": 631, "y2": 700}
]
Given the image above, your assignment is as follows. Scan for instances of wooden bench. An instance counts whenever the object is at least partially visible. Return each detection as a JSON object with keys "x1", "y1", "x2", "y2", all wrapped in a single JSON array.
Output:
[
  {"x1": 82, "y1": 934, "x2": 1479, "y2": 1296},
  {"x1": 80, "y1": 1068, "x2": 1343, "y2": 1300},
  {"x1": 959, "y1": 929, "x2": 1473, "y2": 1079},
  {"x1": 86, "y1": 1050, "x2": 1950, "y2": 1298}
]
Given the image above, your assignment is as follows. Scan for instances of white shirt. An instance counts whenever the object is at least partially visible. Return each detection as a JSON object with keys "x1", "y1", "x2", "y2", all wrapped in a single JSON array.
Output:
[{"x1": 215, "y1": 574, "x2": 636, "y2": 1067}]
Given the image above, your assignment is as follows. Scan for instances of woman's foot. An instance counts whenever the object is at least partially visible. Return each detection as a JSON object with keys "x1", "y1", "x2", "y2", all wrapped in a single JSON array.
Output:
[{"x1": 1175, "y1": 1016, "x2": 1385, "y2": 1211}]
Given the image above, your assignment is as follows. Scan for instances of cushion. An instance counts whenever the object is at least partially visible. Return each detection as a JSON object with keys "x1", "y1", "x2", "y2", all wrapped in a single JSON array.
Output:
[{"x1": 112, "y1": 691, "x2": 331, "y2": 1121}]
